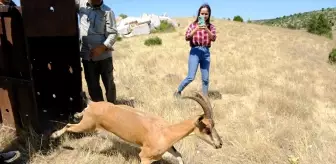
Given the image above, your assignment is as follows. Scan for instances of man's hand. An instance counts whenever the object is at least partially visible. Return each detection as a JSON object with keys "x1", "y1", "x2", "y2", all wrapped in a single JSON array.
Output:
[{"x1": 90, "y1": 45, "x2": 107, "y2": 58}]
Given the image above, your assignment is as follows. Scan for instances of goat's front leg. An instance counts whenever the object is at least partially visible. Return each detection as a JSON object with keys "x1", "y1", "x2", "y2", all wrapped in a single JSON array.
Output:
[
  {"x1": 50, "y1": 116, "x2": 96, "y2": 139},
  {"x1": 139, "y1": 147, "x2": 160, "y2": 164},
  {"x1": 167, "y1": 146, "x2": 184, "y2": 164},
  {"x1": 74, "y1": 112, "x2": 83, "y2": 119},
  {"x1": 140, "y1": 159, "x2": 152, "y2": 164},
  {"x1": 139, "y1": 150, "x2": 152, "y2": 164},
  {"x1": 74, "y1": 107, "x2": 88, "y2": 120},
  {"x1": 50, "y1": 123, "x2": 76, "y2": 139}
]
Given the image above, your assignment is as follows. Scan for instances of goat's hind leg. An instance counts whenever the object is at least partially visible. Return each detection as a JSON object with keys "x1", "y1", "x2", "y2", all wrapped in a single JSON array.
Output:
[{"x1": 167, "y1": 146, "x2": 184, "y2": 164}]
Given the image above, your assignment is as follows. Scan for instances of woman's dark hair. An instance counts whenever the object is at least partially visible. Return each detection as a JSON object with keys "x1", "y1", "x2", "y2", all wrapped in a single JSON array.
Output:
[{"x1": 193, "y1": 3, "x2": 212, "y2": 26}]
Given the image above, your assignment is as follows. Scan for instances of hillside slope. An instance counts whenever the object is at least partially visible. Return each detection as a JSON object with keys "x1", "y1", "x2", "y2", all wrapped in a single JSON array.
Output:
[
  {"x1": 253, "y1": 7, "x2": 336, "y2": 30},
  {"x1": 1, "y1": 18, "x2": 336, "y2": 164}
]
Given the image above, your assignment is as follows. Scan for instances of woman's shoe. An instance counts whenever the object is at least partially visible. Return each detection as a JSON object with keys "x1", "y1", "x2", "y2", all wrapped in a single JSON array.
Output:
[{"x1": 173, "y1": 91, "x2": 181, "y2": 98}]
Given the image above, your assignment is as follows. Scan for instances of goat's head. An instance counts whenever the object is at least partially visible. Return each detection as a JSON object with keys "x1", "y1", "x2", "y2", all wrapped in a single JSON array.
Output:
[{"x1": 182, "y1": 92, "x2": 223, "y2": 149}]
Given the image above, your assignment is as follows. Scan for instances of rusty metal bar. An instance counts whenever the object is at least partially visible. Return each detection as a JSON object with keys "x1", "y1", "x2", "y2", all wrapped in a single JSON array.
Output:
[
  {"x1": 0, "y1": 5, "x2": 16, "y2": 130},
  {"x1": 0, "y1": 87, "x2": 15, "y2": 129},
  {"x1": 0, "y1": 5, "x2": 40, "y2": 133},
  {"x1": 0, "y1": 5, "x2": 9, "y2": 13},
  {"x1": 0, "y1": 76, "x2": 31, "y2": 83}
]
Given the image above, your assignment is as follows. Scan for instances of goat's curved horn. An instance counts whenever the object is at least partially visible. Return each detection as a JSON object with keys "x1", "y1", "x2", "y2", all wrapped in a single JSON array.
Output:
[
  {"x1": 182, "y1": 95, "x2": 211, "y2": 119},
  {"x1": 194, "y1": 92, "x2": 213, "y2": 118}
]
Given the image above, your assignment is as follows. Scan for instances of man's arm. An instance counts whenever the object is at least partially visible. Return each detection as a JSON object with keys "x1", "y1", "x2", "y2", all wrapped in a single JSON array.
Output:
[{"x1": 103, "y1": 9, "x2": 118, "y2": 51}]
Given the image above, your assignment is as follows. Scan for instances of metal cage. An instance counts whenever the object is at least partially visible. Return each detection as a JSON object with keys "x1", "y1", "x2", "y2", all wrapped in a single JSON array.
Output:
[{"x1": 0, "y1": 0, "x2": 84, "y2": 135}]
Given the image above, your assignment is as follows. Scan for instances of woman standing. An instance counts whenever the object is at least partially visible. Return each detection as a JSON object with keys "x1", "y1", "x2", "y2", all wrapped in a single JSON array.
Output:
[{"x1": 174, "y1": 3, "x2": 217, "y2": 97}]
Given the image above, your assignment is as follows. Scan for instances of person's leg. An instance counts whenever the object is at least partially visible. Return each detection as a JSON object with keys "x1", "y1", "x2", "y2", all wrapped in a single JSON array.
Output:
[
  {"x1": 199, "y1": 47, "x2": 211, "y2": 96},
  {"x1": 175, "y1": 47, "x2": 201, "y2": 97},
  {"x1": 82, "y1": 59, "x2": 104, "y2": 102},
  {"x1": 0, "y1": 150, "x2": 21, "y2": 163},
  {"x1": 99, "y1": 57, "x2": 117, "y2": 104}
]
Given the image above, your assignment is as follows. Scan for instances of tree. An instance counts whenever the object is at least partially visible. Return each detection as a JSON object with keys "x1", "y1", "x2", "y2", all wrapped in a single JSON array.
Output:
[
  {"x1": 119, "y1": 14, "x2": 128, "y2": 19},
  {"x1": 307, "y1": 13, "x2": 332, "y2": 39},
  {"x1": 233, "y1": 15, "x2": 244, "y2": 22}
]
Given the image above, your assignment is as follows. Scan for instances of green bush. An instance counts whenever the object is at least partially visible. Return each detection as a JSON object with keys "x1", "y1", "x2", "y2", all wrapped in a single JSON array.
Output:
[
  {"x1": 307, "y1": 13, "x2": 333, "y2": 39},
  {"x1": 233, "y1": 15, "x2": 244, "y2": 22},
  {"x1": 151, "y1": 20, "x2": 175, "y2": 33},
  {"x1": 287, "y1": 24, "x2": 298, "y2": 29},
  {"x1": 328, "y1": 48, "x2": 336, "y2": 64},
  {"x1": 119, "y1": 14, "x2": 127, "y2": 19},
  {"x1": 116, "y1": 36, "x2": 122, "y2": 41},
  {"x1": 144, "y1": 36, "x2": 162, "y2": 46}
]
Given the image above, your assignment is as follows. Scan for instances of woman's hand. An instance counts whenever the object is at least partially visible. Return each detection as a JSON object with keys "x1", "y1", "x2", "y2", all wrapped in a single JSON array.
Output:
[
  {"x1": 198, "y1": 25, "x2": 207, "y2": 29},
  {"x1": 204, "y1": 27, "x2": 215, "y2": 40},
  {"x1": 190, "y1": 25, "x2": 200, "y2": 36},
  {"x1": 186, "y1": 24, "x2": 209, "y2": 40}
]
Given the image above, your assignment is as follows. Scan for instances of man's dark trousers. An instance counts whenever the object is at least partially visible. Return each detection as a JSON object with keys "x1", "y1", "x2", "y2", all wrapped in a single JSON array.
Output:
[{"x1": 82, "y1": 57, "x2": 116, "y2": 104}]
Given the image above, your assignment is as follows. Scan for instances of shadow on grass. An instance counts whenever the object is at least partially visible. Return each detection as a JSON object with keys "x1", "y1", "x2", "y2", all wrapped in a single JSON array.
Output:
[{"x1": 59, "y1": 136, "x2": 175, "y2": 164}]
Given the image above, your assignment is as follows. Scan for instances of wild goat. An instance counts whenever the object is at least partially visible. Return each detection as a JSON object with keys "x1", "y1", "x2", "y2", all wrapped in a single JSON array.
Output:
[{"x1": 50, "y1": 92, "x2": 223, "y2": 164}]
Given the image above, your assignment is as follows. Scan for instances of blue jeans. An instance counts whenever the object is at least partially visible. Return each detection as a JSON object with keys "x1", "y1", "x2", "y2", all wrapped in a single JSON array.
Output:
[{"x1": 177, "y1": 46, "x2": 210, "y2": 95}]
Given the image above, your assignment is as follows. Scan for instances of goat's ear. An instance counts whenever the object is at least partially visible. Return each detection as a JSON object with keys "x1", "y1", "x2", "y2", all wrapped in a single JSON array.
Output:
[{"x1": 195, "y1": 115, "x2": 206, "y2": 128}]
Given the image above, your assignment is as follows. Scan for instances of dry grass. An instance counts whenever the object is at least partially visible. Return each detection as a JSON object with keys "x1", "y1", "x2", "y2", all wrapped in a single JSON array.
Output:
[{"x1": 1, "y1": 18, "x2": 336, "y2": 164}]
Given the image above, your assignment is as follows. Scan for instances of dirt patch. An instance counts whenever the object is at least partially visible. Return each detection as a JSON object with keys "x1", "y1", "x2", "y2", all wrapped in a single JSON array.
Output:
[
  {"x1": 162, "y1": 74, "x2": 182, "y2": 84},
  {"x1": 208, "y1": 90, "x2": 222, "y2": 99}
]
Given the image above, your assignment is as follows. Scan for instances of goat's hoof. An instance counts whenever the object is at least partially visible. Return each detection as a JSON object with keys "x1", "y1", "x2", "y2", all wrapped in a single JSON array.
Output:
[{"x1": 50, "y1": 132, "x2": 60, "y2": 139}]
